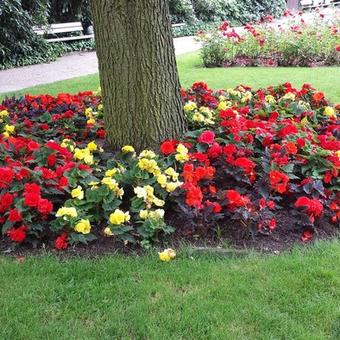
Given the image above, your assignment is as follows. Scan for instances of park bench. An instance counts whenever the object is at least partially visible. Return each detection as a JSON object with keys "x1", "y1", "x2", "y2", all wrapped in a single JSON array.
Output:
[
  {"x1": 300, "y1": 0, "x2": 340, "y2": 10},
  {"x1": 33, "y1": 22, "x2": 94, "y2": 43},
  {"x1": 34, "y1": 22, "x2": 186, "y2": 43}
]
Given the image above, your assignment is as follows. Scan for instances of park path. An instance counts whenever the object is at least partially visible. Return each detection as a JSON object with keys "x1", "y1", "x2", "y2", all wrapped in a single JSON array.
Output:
[
  {"x1": 1, "y1": 7, "x2": 338, "y2": 94},
  {"x1": 0, "y1": 36, "x2": 200, "y2": 94}
]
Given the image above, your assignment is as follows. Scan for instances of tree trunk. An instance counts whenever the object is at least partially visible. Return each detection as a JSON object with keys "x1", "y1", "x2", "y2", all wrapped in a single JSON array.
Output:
[{"x1": 90, "y1": 0, "x2": 187, "y2": 151}]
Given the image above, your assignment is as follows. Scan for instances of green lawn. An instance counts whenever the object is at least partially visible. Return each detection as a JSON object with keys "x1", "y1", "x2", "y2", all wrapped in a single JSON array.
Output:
[
  {"x1": 1, "y1": 51, "x2": 340, "y2": 339},
  {"x1": 2, "y1": 52, "x2": 340, "y2": 102},
  {"x1": 1, "y1": 241, "x2": 340, "y2": 339}
]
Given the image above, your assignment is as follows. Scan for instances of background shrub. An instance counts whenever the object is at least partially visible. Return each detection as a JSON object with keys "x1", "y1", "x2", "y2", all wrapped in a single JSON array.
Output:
[{"x1": 0, "y1": 0, "x2": 52, "y2": 69}]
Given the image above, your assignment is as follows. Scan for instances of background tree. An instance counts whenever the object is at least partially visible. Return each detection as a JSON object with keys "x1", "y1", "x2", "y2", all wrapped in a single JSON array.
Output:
[{"x1": 90, "y1": 0, "x2": 187, "y2": 151}]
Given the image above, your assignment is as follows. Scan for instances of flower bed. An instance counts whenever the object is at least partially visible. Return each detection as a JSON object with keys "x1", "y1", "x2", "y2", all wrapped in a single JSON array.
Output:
[
  {"x1": 0, "y1": 82, "x2": 339, "y2": 251},
  {"x1": 198, "y1": 12, "x2": 340, "y2": 67}
]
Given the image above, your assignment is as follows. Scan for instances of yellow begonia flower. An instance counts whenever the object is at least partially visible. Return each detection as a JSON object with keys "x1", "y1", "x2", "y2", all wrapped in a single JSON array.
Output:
[
  {"x1": 159, "y1": 248, "x2": 176, "y2": 262},
  {"x1": 102, "y1": 177, "x2": 118, "y2": 190},
  {"x1": 139, "y1": 150, "x2": 156, "y2": 159},
  {"x1": 149, "y1": 209, "x2": 165, "y2": 220},
  {"x1": 166, "y1": 182, "x2": 181, "y2": 193},
  {"x1": 109, "y1": 209, "x2": 130, "y2": 225},
  {"x1": 139, "y1": 210, "x2": 149, "y2": 219},
  {"x1": 105, "y1": 168, "x2": 117, "y2": 177},
  {"x1": 73, "y1": 148, "x2": 85, "y2": 160},
  {"x1": 157, "y1": 174, "x2": 167, "y2": 187},
  {"x1": 281, "y1": 92, "x2": 295, "y2": 101},
  {"x1": 87, "y1": 118, "x2": 95, "y2": 125},
  {"x1": 85, "y1": 107, "x2": 93, "y2": 117},
  {"x1": 138, "y1": 158, "x2": 160, "y2": 175},
  {"x1": 83, "y1": 153, "x2": 94, "y2": 165},
  {"x1": 176, "y1": 144, "x2": 188, "y2": 154},
  {"x1": 74, "y1": 219, "x2": 91, "y2": 234},
  {"x1": 159, "y1": 251, "x2": 171, "y2": 262},
  {"x1": 265, "y1": 95, "x2": 276, "y2": 104},
  {"x1": 184, "y1": 101, "x2": 197, "y2": 112},
  {"x1": 0, "y1": 110, "x2": 9, "y2": 117},
  {"x1": 165, "y1": 167, "x2": 179, "y2": 181},
  {"x1": 175, "y1": 153, "x2": 189, "y2": 162},
  {"x1": 87, "y1": 141, "x2": 97, "y2": 151},
  {"x1": 323, "y1": 106, "x2": 336, "y2": 118},
  {"x1": 134, "y1": 186, "x2": 147, "y2": 200},
  {"x1": 122, "y1": 145, "x2": 135, "y2": 153},
  {"x1": 153, "y1": 197, "x2": 165, "y2": 207},
  {"x1": 71, "y1": 186, "x2": 84, "y2": 200},
  {"x1": 56, "y1": 207, "x2": 78, "y2": 218},
  {"x1": 2, "y1": 132, "x2": 9, "y2": 138},
  {"x1": 4, "y1": 124, "x2": 15, "y2": 134},
  {"x1": 104, "y1": 227, "x2": 113, "y2": 236},
  {"x1": 192, "y1": 112, "x2": 205, "y2": 122}
]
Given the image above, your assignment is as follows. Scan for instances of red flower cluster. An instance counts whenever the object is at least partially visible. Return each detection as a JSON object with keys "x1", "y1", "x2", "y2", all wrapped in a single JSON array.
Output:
[
  {"x1": 269, "y1": 170, "x2": 289, "y2": 194},
  {"x1": 176, "y1": 82, "x2": 339, "y2": 238},
  {"x1": 295, "y1": 197, "x2": 323, "y2": 223}
]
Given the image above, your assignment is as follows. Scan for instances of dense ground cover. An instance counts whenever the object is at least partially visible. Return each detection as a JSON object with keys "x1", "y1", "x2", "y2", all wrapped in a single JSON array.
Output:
[
  {"x1": 1, "y1": 241, "x2": 340, "y2": 339},
  {"x1": 199, "y1": 12, "x2": 340, "y2": 67},
  {"x1": 3, "y1": 52, "x2": 340, "y2": 102},
  {"x1": 1, "y1": 79, "x2": 339, "y2": 251}
]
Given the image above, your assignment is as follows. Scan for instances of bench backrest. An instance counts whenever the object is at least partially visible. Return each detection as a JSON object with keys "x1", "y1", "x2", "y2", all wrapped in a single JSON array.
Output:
[{"x1": 34, "y1": 22, "x2": 83, "y2": 35}]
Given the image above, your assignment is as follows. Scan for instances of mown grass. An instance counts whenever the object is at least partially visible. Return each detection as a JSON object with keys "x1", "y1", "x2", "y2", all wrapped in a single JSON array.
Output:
[
  {"x1": 1, "y1": 241, "x2": 340, "y2": 339},
  {"x1": 1, "y1": 50, "x2": 340, "y2": 339},
  {"x1": 2, "y1": 52, "x2": 340, "y2": 102}
]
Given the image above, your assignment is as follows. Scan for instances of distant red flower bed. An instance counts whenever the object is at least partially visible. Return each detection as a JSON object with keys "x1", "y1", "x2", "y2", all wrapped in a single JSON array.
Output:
[
  {"x1": 198, "y1": 12, "x2": 340, "y2": 67},
  {"x1": 0, "y1": 82, "x2": 339, "y2": 251}
]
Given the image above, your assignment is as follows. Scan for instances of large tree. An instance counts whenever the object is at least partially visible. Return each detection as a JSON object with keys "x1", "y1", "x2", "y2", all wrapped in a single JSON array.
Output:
[{"x1": 90, "y1": 0, "x2": 186, "y2": 151}]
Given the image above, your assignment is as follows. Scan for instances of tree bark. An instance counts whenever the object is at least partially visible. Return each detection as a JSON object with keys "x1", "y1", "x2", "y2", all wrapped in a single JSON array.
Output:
[{"x1": 90, "y1": 0, "x2": 187, "y2": 151}]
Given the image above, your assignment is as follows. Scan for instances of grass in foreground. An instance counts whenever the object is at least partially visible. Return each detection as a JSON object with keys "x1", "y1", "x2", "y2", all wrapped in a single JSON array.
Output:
[
  {"x1": 1, "y1": 51, "x2": 340, "y2": 339},
  {"x1": 1, "y1": 241, "x2": 340, "y2": 339},
  {"x1": 2, "y1": 52, "x2": 340, "y2": 102}
]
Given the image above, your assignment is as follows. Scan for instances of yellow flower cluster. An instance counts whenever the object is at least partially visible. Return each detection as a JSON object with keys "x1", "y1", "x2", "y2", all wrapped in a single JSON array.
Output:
[
  {"x1": 85, "y1": 107, "x2": 98, "y2": 125},
  {"x1": 240, "y1": 91, "x2": 253, "y2": 103},
  {"x1": 109, "y1": 209, "x2": 130, "y2": 225},
  {"x1": 56, "y1": 207, "x2": 78, "y2": 218},
  {"x1": 138, "y1": 157, "x2": 161, "y2": 176},
  {"x1": 100, "y1": 167, "x2": 124, "y2": 198},
  {"x1": 217, "y1": 100, "x2": 232, "y2": 111},
  {"x1": 158, "y1": 248, "x2": 176, "y2": 262},
  {"x1": 139, "y1": 209, "x2": 165, "y2": 220},
  {"x1": 183, "y1": 101, "x2": 197, "y2": 113},
  {"x1": 0, "y1": 110, "x2": 9, "y2": 123},
  {"x1": 175, "y1": 143, "x2": 189, "y2": 163},
  {"x1": 156, "y1": 167, "x2": 182, "y2": 193},
  {"x1": 73, "y1": 141, "x2": 100, "y2": 166},
  {"x1": 3, "y1": 124, "x2": 15, "y2": 138},
  {"x1": 121, "y1": 145, "x2": 135, "y2": 154},
  {"x1": 71, "y1": 186, "x2": 84, "y2": 200},
  {"x1": 324, "y1": 106, "x2": 336, "y2": 118},
  {"x1": 265, "y1": 95, "x2": 276, "y2": 104},
  {"x1": 74, "y1": 219, "x2": 91, "y2": 234},
  {"x1": 60, "y1": 139, "x2": 75, "y2": 151},
  {"x1": 281, "y1": 92, "x2": 296, "y2": 101},
  {"x1": 192, "y1": 106, "x2": 215, "y2": 125},
  {"x1": 226, "y1": 88, "x2": 242, "y2": 97},
  {"x1": 134, "y1": 185, "x2": 165, "y2": 208}
]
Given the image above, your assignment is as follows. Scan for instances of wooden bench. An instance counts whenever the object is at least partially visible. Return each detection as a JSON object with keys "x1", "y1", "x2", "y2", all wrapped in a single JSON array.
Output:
[
  {"x1": 34, "y1": 21, "x2": 186, "y2": 43},
  {"x1": 34, "y1": 22, "x2": 94, "y2": 43},
  {"x1": 300, "y1": 0, "x2": 340, "y2": 10},
  {"x1": 172, "y1": 23, "x2": 186, "y2": 28}
]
